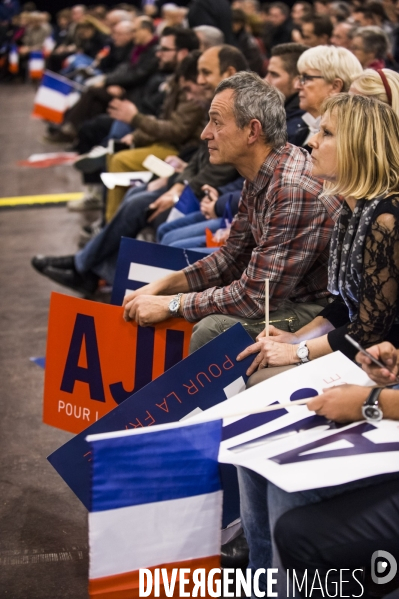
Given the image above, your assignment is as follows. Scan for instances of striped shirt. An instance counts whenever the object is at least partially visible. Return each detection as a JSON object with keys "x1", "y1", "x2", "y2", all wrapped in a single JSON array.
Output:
[{"x1": 181, "y1": 143, "x2": 342, "y2": 322}]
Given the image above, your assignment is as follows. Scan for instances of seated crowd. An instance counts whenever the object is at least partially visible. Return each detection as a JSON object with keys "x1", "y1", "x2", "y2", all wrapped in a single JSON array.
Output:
[{"x1": 3, "y1": 0, "x2": 399, "y2": 596}]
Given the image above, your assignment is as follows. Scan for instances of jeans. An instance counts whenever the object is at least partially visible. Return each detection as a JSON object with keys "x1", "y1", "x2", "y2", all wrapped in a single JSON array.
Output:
[
  {"x1": 74, "y1": 184, "x2": 168, "y2": 283},
  {"x1": 158, "y1": 212, "x2": 222, "y2": 248},
  {"x1": 107, "y1": 119, "x2": 132, "y2": 142}
]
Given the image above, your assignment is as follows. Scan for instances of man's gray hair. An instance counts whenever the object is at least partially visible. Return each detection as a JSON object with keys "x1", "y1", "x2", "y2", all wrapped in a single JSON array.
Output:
[
  {"x1": 214, "y1": 71, "x2": 287, "y2": 148},
  {"x1": 194, "y1": 25, "x2": 224, "y2": 49},
  {"x1": 355, "y1": 26, "x2": 390, "y2": 59}
]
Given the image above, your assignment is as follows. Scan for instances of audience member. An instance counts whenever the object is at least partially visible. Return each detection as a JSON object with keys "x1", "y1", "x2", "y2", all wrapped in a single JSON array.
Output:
[
  {"x1": 231, "y1": 8, "x2": 265, "y2": 75},
  {"x1": 237, "y1": 94, "x2": 399, "y2": 597},
  {"x1": 263, "y1": 2, "x2": 294, "y2": 53},
  {"x1": 239, "y1": 94, "x2": 399, "y2": 383},
  {"x1": 265, "y1": 42, "x2": 308, "y2": 142},
  {"x1": 330, "y1": 20, "x2": 354, "y2": 48},
  {"x1": 293, "y1": 45, "x2": 363, "y2": 147},
  {"x1": 350, "y1": 67, "x2": 399, "y2": 115},
  {"x1": 31, "y1": 45, "x2": 247, "y2": 293},
  {"x1": 46, "y1": 16, "x2": 159, "y2": 143},
  {"x1": 299, "y1": 14, "x2": 333, "y2": 46},
  {"x1": 351, "y1": 25, "x2": 390, "y2": 68},
  {"x1": 193, "y1": 25, "x2": 224, "y2": 51},
  {"x1": 291, "y1": 1, "x2": 313, "y2": 26},
  {"x1": 117, "y1": 72, "x2": 342, "y2": 354},
  {"x1": 103, "y1": 50, "x2": 206, "y2": 221}
]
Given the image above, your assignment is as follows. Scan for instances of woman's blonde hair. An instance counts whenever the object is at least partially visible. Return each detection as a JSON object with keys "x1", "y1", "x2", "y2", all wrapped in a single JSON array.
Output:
[
  {"x1": 351, "y1": 68, "x2": 399, "y2": 117},
  {"x1": 322, "y1": 93, "x2": 399, "y2": 200},
  {"x1": 297, "y1": 46, "x2": 363, "y2": 92}
]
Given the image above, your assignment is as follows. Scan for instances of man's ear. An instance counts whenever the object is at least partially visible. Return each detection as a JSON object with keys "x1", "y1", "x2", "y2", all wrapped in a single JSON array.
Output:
[
  {"x1": 248, "y1": 119, "x2": 263, "y2": 144},
  {"x1": 177, "y1": 48, "x2": 189, "y2": 62},
  {"x1": 221, "y1": 65, "x2": 237, "y2": 79}
]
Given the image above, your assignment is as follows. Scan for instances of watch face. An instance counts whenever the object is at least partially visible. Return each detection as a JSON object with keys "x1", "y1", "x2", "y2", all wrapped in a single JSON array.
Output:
[
  {"x1": 363, "y1": 405, "x2": 383, "y2": 421},
  {"x1": 169, "y1": 299, "x2": 179, "y2": 313},
  {"x1": 297, "y1": 346, "x2": 309, "y2": 359}
]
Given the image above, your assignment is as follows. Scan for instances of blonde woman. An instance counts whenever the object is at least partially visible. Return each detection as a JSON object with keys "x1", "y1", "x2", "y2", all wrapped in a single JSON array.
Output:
[
  {"x1": 292, "y1": 45, "x2": 363, "y2": 146},
  {"x1": 350, "y1": 67, "x2": 399, "y2": 115},
  {"x1": 237, "y1": 94, "x2": 399, "y2": 597},
  {"x1": 238, "y1": 94, "x2": 399, "y2": 381}
]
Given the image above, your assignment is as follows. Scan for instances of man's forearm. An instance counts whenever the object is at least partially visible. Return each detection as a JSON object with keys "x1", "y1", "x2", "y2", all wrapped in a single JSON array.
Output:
[{"x1": 152, "y1": 270, "x2": 190, "y2": 295}]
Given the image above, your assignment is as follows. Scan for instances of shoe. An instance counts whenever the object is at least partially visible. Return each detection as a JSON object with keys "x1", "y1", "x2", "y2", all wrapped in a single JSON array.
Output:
[
  {"x1": 78, "y1": 218, "x2": 103, "y2": 248},
  {"x1": 67, "y1": 195, "x2": 103, "y2": 212},
  {"x1": 73, "y1": 145, "x2": 109, "y2": 174},
  {"x1": 41, "y1": 265, "x2": 99, "y2": 295},
  {"x1": 31, "y1": 254, "x2": 75, "y2": 274},
  {"x1": 221, "y1": 531, "x2": 249, "y2": 569}
]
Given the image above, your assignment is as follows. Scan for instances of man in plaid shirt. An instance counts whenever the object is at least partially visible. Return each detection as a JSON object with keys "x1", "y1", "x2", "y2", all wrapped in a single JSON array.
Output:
[{"x1": 123, "y1": 71, "x2": 341, "y2": 353}]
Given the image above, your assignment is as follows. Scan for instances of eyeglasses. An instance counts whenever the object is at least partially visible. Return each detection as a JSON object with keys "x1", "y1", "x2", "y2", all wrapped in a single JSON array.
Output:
[
  {"x1": 298, "y1": 74, "x2": 325, "y2": 85},
  {"x1": 156, "y1": 45, "x2": 177, "y2": 53}
]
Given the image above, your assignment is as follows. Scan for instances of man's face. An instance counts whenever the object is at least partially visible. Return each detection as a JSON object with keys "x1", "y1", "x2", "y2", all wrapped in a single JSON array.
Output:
[
  {"x1": 197, "y1": 47, "x2": 223, "y2": 99},
  {"x1": 268, "y1": 7, "x2": 287, "y2": 27},
  {"x1": 301, "y1": 22, "x2": 328, "y2": 46},
  {"x1": 179, "y1": 77, "x2": 207, "y2": 102},
  {"x1": 112, "y1": 24, "x2": 133, "y2": 47},
  {"x1": 330, "y1": 23, "x2": 351, "y2": 48},
  {"x1": 71, "y1": 6, "x2": 85, "y2": 23},
  {"x1": 291, "y1": 3, "x2": 306, "y2": 24},
  {"x1": 265, "y1": 56, "x2": 296, "y2": 99},
  {"x1": 133, "y1": 21, "x2": 150, "y2": 45},
  {"x1": 201, "y1": 89, "x2": 249, "y2": 166},
  {"x1": 156, "y1": 35, "x2": 178, "y2": 70},
  {"x1": 351, "y1": 35, "x2": 371, "y2": 67}
]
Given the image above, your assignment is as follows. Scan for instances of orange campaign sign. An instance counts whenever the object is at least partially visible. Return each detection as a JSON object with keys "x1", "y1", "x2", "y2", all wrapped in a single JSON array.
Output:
[{"x1": 43, "y1": 293, "x2": 194, "y2": 434}]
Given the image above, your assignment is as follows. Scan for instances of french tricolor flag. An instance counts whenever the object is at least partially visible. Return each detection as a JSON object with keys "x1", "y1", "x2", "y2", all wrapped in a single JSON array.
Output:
[
  {"x1": 32, "y1": 71, "x2": 82, "y2": 124},
  {"x1": 87, "y1": 420, "x2": 223, "y2": 598},
  {"x1": 8, "y1": 44, "x2": 19, "y2": 74},
  {"x1": 29, "y1": 50, "x2": 45, "y2": 79}
]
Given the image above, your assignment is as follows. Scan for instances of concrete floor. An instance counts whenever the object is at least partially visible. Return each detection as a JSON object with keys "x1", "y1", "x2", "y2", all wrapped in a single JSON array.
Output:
[{"x1": 0, "y1": 83, "x2": 90, "y2": 599}]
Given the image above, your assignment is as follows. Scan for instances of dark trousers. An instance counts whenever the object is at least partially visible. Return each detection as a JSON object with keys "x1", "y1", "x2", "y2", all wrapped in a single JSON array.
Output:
[
  {"x1": 65, "y1": 87, "x2": 113, "y2": 130},
  {"x1": 275, "y1": 478, "x2": 399, "y2": 598}
]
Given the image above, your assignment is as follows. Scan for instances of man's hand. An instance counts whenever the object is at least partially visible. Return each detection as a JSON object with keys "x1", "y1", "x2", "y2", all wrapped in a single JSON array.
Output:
[
  {"x1": 108, "y1": 98, "x2": 138, "y2": 123},
  {"x1": 106, "y1": 85, "x2": 125, "y2": 98},
  {"x1": 200, "y1": 197, "x2": 217, "y2": 220},
  {"x1": 165, "y1": 156, "x2": 188, "y2": 173},
  {"x1": 120, "y1": 132, "x2": 134, "y2": 146},
  {"x1": 201, "y1": 184, "x2": 219, "y2": 202},
  {"x1": 237, "y1": 338, "x2": 298, "y2": 376},
  {"x1": 147, "y1": 184, "x2": 184, "y2": 222},
  {"x1": 123, "y1": 294, "x2": 174, "y2": 326},
  {"x1": 356, "y1": 342, "x2": 399, "y2": 385},
  {"x1": 307, "y1": 385, "x2": 370, "y2": 423}
]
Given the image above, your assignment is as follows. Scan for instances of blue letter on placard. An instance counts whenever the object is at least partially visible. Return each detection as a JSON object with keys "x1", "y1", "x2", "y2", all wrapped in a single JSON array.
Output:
[
  {"x1": 60, "y1": 314, "x2": 105, "y2": 402},
  {"x1": 109, "y1": 326, "x2": 155, "y2": 405}
]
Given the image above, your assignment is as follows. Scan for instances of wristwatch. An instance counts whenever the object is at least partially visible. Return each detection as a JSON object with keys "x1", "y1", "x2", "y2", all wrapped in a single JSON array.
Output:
[
  {"x1": 168, "y1": 293, "x2": 183, "y2": 317},
  {"x1": 296, "y1": 340, "x2": 310, "y2": 364},
  {"x1": 362, "y1": 387, "x2": 384, "y2": 422}
]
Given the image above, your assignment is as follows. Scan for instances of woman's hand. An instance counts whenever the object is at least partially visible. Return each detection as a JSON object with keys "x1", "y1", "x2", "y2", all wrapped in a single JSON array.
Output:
[
  {"x1": 237, "y1": 338, "x2": 298, "y2": 376},
  {"x1": 256, "y1": 325, "x2": 299, "y2": 344},
  {"x1": 356, "y1": 342, "x2": 399, "y2": 385},
  {"x1": 307, "y1": 385, "x2": 370, "y2": 423}
]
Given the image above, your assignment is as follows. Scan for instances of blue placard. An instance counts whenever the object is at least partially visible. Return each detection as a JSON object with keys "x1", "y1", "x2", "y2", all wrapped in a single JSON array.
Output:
[
  {"x1": 48, "y1": 323, "x2": 254, "y2": 526},
  {"x1": 111, "y1": 238, "x2": 203, "y2": 305}
]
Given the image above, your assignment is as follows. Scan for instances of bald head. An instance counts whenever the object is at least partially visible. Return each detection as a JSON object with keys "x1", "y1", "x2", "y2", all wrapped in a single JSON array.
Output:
[
  {"x1": 112, "y1": 20, "x2": 134, "y2": 46},
  {"x1": 197, "y1": 45, "x2": 248, "y2": 99}
]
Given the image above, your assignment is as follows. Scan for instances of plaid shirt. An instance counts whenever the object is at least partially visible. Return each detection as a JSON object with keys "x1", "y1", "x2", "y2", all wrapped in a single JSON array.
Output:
[{"x1": 181, "y1": 143, "x2": 342, "y2": 322}]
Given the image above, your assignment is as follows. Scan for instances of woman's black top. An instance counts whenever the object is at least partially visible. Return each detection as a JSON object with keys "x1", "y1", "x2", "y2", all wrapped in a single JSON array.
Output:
[{"x1": 320, "y1": 197, "x2": 399, "y2": 359}]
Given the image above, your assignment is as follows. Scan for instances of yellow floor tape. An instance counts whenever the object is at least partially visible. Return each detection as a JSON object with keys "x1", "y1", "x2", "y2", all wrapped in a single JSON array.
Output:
[{"x1": 0, "y1": 192, "x2": 83, "y2": 207}]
